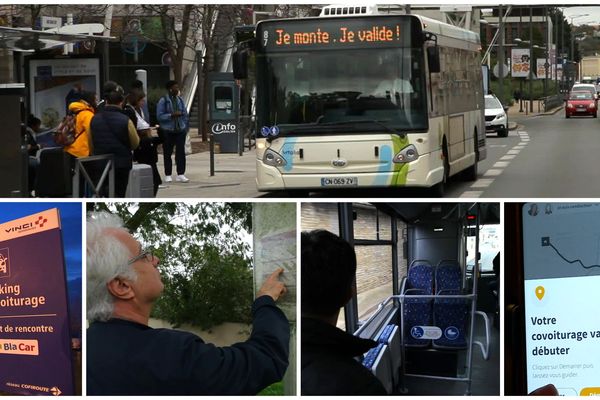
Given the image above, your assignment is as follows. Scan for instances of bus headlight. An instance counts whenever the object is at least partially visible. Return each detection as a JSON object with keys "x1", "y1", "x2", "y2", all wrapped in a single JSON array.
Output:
[
  {"x1": 263, "y1": 148, "x2": 287, "y2": 167},
  {"x1": 393, "y1": 144, "x2": 419, "y2": 163}
]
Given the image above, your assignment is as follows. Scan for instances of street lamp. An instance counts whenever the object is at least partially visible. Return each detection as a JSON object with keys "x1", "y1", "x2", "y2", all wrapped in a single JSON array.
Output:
[
  {"x1": 568, "y1": 13, "x2": 589, "y2": 61},
  {"x1": 514, "y1": 38, "x2": 530, "y2": 45},
  {"x1": 513, "y1": 37, "x2": 531, "y2": 112}
]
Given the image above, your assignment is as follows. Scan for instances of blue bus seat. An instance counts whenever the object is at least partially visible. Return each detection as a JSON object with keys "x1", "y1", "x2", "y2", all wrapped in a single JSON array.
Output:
[
  {"x1": 403, "y1": 261, "x2": 433, "y2": 347},
  {"x1": 378, "y1": 324, "x2": 401, "y2": 387},
  {"x1": 433, "y1": 261, "x2": 468, "y2": 349},
  {"x1": 363, "y1": 343, "x2": 392, "y2": 394}
]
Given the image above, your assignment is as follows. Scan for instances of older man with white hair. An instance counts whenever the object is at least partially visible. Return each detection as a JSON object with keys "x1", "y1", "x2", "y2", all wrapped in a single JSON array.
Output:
[{"x1": 86, "y1": 212, "x2": 290, "y2": 395}]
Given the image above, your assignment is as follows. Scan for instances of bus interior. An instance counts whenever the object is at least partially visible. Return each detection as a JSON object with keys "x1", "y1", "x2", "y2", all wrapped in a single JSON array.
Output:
[{"x1": 301, "y1": 202, "x2": 500, "y2": 395}]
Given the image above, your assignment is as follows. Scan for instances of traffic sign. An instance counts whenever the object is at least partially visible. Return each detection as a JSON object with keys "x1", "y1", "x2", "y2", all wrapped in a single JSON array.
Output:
[{"x1": 493, "y1": 63, "x2": 509, "y2": 78}]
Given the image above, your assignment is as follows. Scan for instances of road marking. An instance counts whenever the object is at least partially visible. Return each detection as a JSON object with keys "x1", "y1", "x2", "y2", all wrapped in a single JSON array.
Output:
[
  {"x1": 460, "y1": 191, "x2": 482, "y2": 198},
  {"x1": 471, "y1": 178, "x2": 494, "y2": 188},
  {"x1": 484, "y1": 169, "x2": 503, "y2": 177},
  {"x1": 461, "y1": 129, "x2": 531, "y2": 197}
]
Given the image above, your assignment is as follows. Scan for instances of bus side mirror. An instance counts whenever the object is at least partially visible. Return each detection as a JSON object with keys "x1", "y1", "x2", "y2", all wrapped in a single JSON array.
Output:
[
  {"x1": 233, "y1": 50, "x2": 248, "y2": 80},
  {"x1": 427, "y1": 46, "x2": 441, "y2": 73}
]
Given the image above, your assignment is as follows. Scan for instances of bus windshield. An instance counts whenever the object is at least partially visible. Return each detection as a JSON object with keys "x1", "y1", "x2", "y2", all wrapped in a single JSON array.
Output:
[{"x1": 256, "y1": 47, "x2": 428, "y2": 135}]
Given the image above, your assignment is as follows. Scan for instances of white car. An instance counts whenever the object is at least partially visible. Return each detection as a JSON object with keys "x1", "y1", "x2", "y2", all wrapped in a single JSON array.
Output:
[
  {"x1": 571, "y1": 83, "x2": 598, "y2": 100},
  {"x1": 484, "y1": 94, "x2": 508, "y2": 137}
]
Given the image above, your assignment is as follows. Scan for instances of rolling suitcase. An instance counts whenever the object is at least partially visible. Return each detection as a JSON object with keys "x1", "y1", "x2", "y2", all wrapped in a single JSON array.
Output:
[
  {"x1": 35, "y1": 148, "x2": 72, "y2": 197},
  {"x1": 126, "y1": 163, "x2": 154, "y2": 198}
]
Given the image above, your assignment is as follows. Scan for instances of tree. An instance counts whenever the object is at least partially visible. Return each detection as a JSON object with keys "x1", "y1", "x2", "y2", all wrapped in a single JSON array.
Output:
[{"x1": 88, "y1": 202, "x2": 254, "y2": 329}]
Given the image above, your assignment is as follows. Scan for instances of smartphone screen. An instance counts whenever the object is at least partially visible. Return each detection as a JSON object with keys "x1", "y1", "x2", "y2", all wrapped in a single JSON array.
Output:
[{"x1": 523, "y1": 203, "x2": 600, "y2": 396}]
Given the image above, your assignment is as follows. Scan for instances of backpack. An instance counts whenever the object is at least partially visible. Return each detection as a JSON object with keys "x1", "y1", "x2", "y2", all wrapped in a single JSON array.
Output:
[{"x1": 54, "y1": 111, "x2": 82, "y2": 146}]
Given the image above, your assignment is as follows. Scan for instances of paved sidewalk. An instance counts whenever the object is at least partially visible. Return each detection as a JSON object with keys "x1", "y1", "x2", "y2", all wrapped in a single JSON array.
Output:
[
  {"x1": 507, "y1": 100, "x2": 563, "y2": 118},
  {"x1": 155, "y1": 139, "x2": 261, "y2": 198}
]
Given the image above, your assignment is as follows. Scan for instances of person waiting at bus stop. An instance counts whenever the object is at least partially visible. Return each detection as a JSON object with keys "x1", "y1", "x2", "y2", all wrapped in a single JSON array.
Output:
[
  {"x1": 86, "y1": 212, "x2": 290, "y2": 395},
  {"x1": 157, "y1": 80, "x2": 190, "y2": 183},
  {"x1": 301, "y1": 229, "x2": 387, "y2": 395}
]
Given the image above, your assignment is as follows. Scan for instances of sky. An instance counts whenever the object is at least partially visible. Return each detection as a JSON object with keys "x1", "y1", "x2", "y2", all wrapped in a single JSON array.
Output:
[
  {"x1": 0, "y1": 202, "x2": 82, "y2": 282},
  {"x1": 562, "y1": 6, "x2": 600, "y2": 26}
]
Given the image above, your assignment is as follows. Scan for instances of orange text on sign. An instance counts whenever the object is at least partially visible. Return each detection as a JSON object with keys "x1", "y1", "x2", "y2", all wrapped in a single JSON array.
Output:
[{"x1": 0, "y1": 339, "x2": 39, "y2": 356}]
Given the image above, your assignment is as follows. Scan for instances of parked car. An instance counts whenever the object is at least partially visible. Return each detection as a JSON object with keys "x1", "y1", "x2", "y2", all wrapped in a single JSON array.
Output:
[
  {"x1": 484, "y1": 94, "x2": 508, "y2": 137},
  {"x1": 565, "y1": 91, "x2": 597, "y2": 118}
]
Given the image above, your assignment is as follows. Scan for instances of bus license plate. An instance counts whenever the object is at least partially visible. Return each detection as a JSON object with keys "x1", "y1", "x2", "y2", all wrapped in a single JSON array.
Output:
[{"x1": 321, "y1": 177, "x2": 358, "y2": 187}]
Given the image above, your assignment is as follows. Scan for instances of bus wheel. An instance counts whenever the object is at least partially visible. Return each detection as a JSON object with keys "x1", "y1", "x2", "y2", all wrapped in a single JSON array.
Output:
[
  {"x1": 284, "y1": 189, "x2": 311, "y2": 198},
  {"x1": 462, "y1": 134, "x2": 479, "y2": 182},
  {"x1": 432, "y1": 142, "x2": 449, "y2": 197}
]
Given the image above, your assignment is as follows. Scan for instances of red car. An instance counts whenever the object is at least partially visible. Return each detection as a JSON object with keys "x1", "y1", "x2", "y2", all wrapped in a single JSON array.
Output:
[{"x1": 565, "y1": 91, "x2": 597, "y2": 118}]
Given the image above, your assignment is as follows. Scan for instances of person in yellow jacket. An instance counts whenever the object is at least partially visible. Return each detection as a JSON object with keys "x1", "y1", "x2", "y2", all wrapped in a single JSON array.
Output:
[{"x1": 64, "y1": 91, "x2": 96, "y2": 158}]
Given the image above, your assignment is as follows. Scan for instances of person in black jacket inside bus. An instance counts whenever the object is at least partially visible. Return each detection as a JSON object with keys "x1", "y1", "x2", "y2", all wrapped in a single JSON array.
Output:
[
  {"x1": 86, "y1": 212, "x2": 290, "y2": 395},
  {"x1": 301, "y1": 229, "x2": 387, "y2": 395}
]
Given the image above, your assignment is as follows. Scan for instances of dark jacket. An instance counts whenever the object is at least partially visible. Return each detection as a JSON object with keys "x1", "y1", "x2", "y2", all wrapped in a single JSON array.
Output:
[
  {"x1": 87, "y1": 295, "x2": 290, "y2": 395},
  {"x1": 91, "y1": 106, "x2": 133, "y2": 169},
  {"x1": 134, "y1": 136, "x2": 162, "y2": 165},
  {"x1": 24, "y1": 127, "x2": 40, "y2": 156},
  {"x1": 301, "y1": 317, "x2": 387, "y2": 395},
  {"x1": 122, "y1": 104, "x2": 138, "y2": 128}
]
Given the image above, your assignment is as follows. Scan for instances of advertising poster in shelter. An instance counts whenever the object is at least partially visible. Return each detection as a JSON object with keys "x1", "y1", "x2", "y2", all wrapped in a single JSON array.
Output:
[
  {"x1": 27, "y1": 57, "x2": 100, "y2": 129},
  {"x1": 511, "y1": 48, "x2": 530, "y2": 78},
  {"x1": 536, "y1": 59, "x2": 551, "y2": 80},
  {"x1": 0, "y1": 208, "x2": 75, "y2": 395}
]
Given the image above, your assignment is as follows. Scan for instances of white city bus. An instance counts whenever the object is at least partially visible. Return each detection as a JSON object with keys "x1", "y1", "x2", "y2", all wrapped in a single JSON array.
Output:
[{"x1": 235, "y1": 6, "x2": 486, "y2": 194}]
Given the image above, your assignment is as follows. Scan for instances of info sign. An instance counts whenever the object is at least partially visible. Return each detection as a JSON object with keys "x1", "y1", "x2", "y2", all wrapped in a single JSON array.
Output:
[
  {"x1": 258, "y1": 16, "x2": 413, "y2": 52},
  {"x1": 0, "y1": 209, "x2": 74, "y2": 396}
]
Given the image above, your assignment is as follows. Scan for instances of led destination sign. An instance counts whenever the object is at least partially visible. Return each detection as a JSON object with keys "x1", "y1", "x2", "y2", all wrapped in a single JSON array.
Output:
[{"x1": 258, "y1": 16, "x2": 415, "y2": 51}]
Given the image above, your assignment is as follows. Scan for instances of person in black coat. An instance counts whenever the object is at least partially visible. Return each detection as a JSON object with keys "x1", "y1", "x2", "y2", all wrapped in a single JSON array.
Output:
[
  {"x1": 126, "y1": 89, "x2": 163, "y2": 195},
  {"x1": 90, "y1": 85, "x2": 139, "y2": 197},
  {"x1": 86, "y1": 212, "x2": 290, "y2": 395},
  {"x1": 24, "y1": 115, "x2": 42, "y2": 193},
  {"x1": 301, "y1": 230, "x2": 387, "y2": 395}
]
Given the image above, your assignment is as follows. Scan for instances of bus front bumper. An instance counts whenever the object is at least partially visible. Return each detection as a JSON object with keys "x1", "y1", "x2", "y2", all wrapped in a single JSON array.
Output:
[{"x1": 256, "y1": 152, "x2": 445, "y2": 191}]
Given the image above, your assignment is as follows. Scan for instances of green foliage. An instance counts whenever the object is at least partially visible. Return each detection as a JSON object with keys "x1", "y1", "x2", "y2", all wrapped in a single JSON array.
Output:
[
  {"x1": 154, "y1": 245, "x2": 254, "y2": 328},
  {"x1": 88, "y1": 202, "x2": 254, "y2": 329},
  {"x1": 490, "y1": 78, "x2": 559, "y2": 104},
  {"x1": 257, "y1": 382, "x2": 284, "y2": 396}
]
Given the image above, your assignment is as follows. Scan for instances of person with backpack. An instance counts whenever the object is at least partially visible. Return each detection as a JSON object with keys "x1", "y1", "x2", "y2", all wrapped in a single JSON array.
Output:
[
  {"x1": 64, "y1": 90, "x2": 96, "y2": 159},
  {"x1": 156, "y1": 80, "x2": 190, "y2": 183},
  {"x1": 90, "y1": 85, "x2": 139, "y2": 197}
]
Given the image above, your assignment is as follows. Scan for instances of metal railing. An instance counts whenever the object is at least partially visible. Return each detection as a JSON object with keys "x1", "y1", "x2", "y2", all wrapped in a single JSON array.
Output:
[
  {"x1": 73, "y1": 154, "x2": 115, "y2": 198},
  {"x1": 540, "y1": 94, "x2": 564, "y2": 112}
]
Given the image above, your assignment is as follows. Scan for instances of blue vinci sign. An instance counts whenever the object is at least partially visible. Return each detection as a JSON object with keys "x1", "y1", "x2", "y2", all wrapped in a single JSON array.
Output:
[{"x1": 0, "y1": 208, "x2": 74, "y2": 395}]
